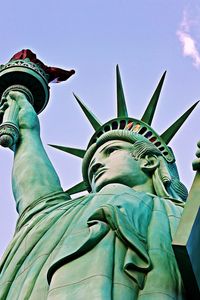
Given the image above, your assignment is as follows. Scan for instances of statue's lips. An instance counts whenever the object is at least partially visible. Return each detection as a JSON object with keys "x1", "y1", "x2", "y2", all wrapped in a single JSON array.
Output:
[{"x1": 94, "y1": 168, "x2": 107, "y2": 181}]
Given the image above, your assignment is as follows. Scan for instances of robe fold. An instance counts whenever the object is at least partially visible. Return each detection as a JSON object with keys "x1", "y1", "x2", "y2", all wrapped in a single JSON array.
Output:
[{"x1": 0, "y1": 184, "x2": 185, "y2": 299}]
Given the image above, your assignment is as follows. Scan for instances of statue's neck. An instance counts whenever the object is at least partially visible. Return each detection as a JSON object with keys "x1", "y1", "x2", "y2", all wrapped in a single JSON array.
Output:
[{"x1": 132, "y1": 177, "x2": 155, "y2": 194}]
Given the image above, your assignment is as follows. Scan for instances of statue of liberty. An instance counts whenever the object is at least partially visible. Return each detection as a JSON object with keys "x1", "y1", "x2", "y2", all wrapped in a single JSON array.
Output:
[{"x1": 0, "y1": 50, "x2": 199, "y2": 299}]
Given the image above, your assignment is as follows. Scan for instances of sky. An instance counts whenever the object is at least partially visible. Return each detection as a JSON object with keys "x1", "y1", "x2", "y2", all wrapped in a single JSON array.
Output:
[{"x1": 0, "y1": 0, "x2": 200, "y2": 256}]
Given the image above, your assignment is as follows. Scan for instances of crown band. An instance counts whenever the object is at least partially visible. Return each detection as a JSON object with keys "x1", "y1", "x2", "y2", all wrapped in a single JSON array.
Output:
[{"x1": 87, "y1": 117, "x2": 175, "y2": 163}]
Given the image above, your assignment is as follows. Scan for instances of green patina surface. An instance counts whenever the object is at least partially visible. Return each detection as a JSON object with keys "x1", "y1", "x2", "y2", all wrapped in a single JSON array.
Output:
[
  {"x1": 0, "y1": 91, "x2": 186, "y2": 300},
  {"x1": 0, "y1": 61, "x2": 199, "y2": 299},
  {"x1": 0, "y1": 185, "x2": 184, "y2": 299}
]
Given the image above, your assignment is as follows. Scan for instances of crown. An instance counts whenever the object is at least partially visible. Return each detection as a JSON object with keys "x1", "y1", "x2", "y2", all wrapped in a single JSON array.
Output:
[{"x1": 50, "y1": 66, "x2": 198, "y2": 195}]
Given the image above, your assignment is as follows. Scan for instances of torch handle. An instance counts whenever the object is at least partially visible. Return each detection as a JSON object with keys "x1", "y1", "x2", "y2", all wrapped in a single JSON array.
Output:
[
  {"x1": 0, "y1": 99, "x2": 19, "y2": 147},
  {"x1": 0, "y1": 85, "x2": 34, "y2": 148}
]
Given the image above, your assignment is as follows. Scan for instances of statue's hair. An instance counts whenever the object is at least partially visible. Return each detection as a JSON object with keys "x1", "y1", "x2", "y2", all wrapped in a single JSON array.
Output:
[
  {"x1": 82, "y1": 129, "x2": 188, "y2": 201},
  {"x1": 129, "y1": 140, "x2": 188, "y2": 201}
]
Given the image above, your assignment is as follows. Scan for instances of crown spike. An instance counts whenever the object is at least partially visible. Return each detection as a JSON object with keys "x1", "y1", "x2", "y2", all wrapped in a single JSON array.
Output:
[
  {"x1": 161, "y1": 101, "x2": 199, "y2": 144},
  {"x1": 65, "y1": 181, "x2": 87, "y2": 195},
  {"x1": 141, "y1": 71, "x2": 167, "y2": 125},
  {"x1": 73, "y1": 93, "x2": 102, "y2": 130},
  {"x1": 116, "y1": 65, "x2": 128, "y2": 117},
  {"x1": 48, "y1": 144, "x2": 86, "y2": 158}
]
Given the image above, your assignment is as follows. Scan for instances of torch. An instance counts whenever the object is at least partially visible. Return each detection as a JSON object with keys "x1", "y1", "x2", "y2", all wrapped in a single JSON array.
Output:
[{"x1": 0, "y1": 50, "x2": 75, "y2": 147}]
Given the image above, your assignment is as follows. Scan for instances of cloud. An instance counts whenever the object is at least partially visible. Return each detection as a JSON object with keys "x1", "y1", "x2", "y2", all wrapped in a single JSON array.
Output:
[{"x1": 177, "y1": 9, "x2": 200, "y2": 68}]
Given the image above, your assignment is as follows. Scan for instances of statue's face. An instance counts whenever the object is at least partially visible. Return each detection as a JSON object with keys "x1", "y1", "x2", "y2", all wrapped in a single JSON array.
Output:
[{"x1": 88, "y1": 140, "x2": 147, "y2": 192}]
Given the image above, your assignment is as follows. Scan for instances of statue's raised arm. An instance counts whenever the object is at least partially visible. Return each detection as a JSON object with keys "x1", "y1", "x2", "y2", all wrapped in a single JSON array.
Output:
[
  {"x1": 7, "y1": 90, "x2": 63, "y2": 212},
  {"x1": 0, "y1": 50, "x2": 75, "y2": 213}
]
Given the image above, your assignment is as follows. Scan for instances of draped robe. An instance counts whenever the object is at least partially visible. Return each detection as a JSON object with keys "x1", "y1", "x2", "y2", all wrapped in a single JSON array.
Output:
[{"x1": 0, "y1": 183, "x2": 185, "y2": 299}]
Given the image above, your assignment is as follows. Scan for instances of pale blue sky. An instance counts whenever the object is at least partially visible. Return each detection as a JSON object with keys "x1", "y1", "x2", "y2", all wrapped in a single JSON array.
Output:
[{"x1": 0, "y1": 0, "x2": 200, "y2": 256}]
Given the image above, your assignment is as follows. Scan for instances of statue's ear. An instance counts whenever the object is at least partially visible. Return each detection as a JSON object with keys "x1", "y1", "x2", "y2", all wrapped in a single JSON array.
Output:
[{"x1": 139, "y1": 155, "x2": 160, "y2": 174}]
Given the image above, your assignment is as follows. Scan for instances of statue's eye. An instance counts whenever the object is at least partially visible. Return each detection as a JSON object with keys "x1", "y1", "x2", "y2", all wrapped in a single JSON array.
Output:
[{"x1": 106, "y1": 146, "x2": 119, "y2": 155}]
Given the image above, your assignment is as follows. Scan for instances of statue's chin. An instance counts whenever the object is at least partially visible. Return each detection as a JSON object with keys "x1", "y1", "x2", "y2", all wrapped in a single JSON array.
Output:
[{"x1": 94, "y1": 178, "x2": 133, "y2": 193}]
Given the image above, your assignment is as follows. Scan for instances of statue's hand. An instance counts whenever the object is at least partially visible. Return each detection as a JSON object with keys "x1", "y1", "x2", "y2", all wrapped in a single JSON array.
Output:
[
  {"x1": 192, "y1": 141, "x2": 200, "y2": 171},
  {"x1": 4, "y1": 90, "x2": 40, "y2": 131}
]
